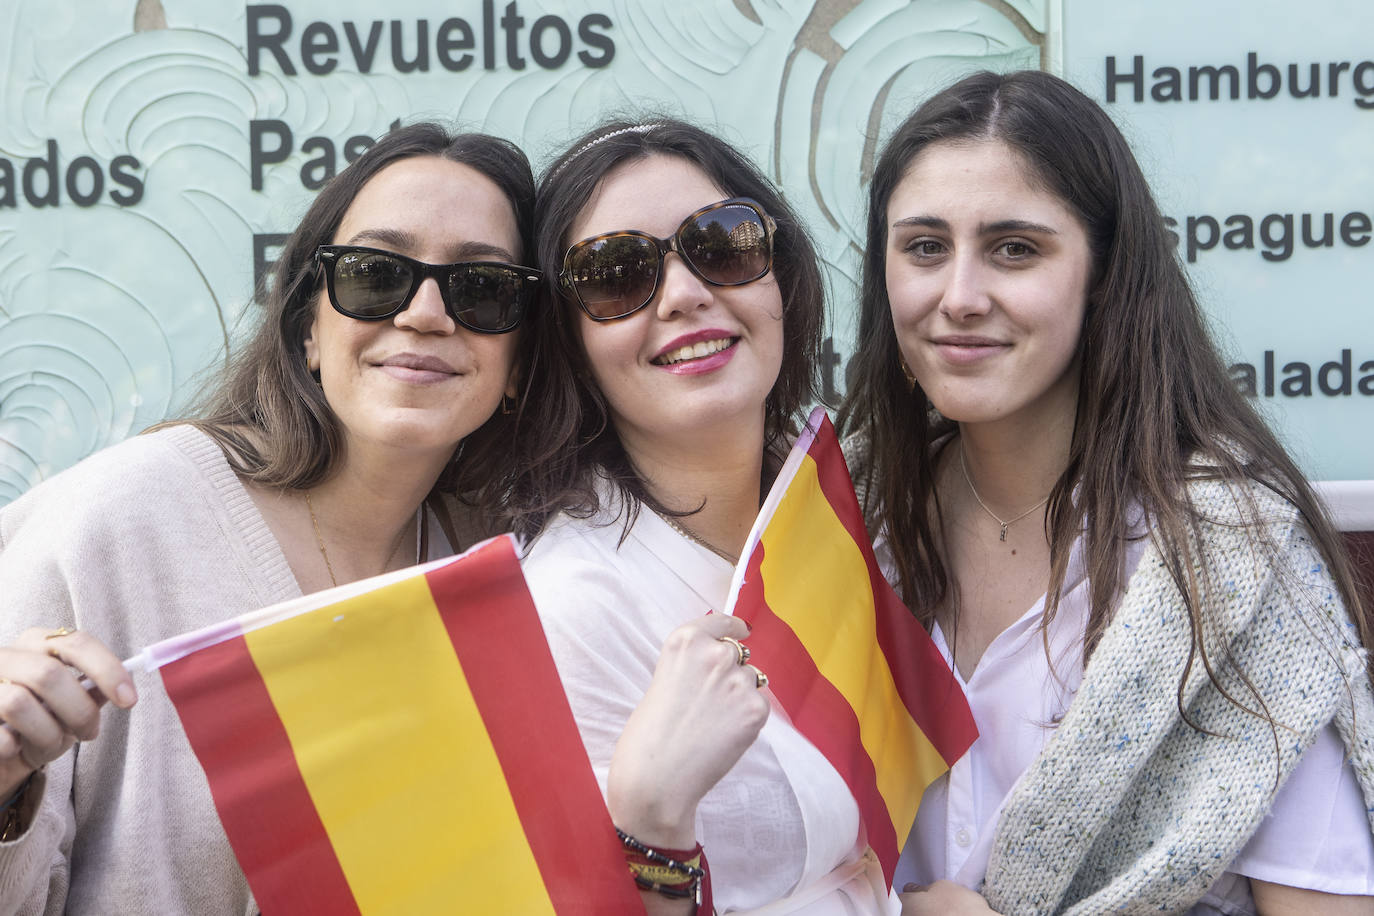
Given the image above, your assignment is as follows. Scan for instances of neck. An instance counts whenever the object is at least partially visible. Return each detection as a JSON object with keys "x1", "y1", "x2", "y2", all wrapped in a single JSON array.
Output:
[
  {"x1": 306, "y1": 443, "x2": 448, "y2": 580},
  {"x1": 621, "y1": 417, "x2": 767, "y2": 562},
  {"x1": 955, "y1": 410, "x2": 1074, "y2": 520}
]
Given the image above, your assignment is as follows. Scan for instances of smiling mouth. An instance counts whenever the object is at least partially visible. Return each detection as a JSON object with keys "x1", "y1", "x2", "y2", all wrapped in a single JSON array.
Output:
[{"x1": 652, "y1": 337, "x2": 738, "y2": 366}]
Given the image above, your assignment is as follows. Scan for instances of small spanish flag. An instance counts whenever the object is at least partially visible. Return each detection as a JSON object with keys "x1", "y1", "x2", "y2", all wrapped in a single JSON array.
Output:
[
  {"x1": 139, "y1": 535, "x2": 643, "y2": 915},
  {"x1": 724, "y1": 409, "x2": 977, "y2": 887}
]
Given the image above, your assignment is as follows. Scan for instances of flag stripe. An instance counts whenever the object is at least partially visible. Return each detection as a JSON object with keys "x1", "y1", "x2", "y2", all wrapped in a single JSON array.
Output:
[
  {"x1": 736, "y1": 543, "x2": 901, "y2": 880},
  {"x1": 807, "y1": 420, "x2": 979, "y2": 763},
  {"x1": 244, "y1": 570, "x2": 553, "y2": 915},
  {"x1": 161, "y1": 635, "x2": 360, "y2": 916},
  {"x1": 431, "y1": 538, "x2": 645, "y2": 915}
]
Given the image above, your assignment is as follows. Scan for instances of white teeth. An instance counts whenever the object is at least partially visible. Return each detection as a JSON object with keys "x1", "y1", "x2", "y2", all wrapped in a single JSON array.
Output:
[{"x1": 655, "y1": 338, "x2": 734, "y2": 365}]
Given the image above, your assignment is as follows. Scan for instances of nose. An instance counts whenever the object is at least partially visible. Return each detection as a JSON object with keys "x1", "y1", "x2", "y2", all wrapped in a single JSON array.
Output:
[
  {"x1": 653, "y1": 252, "x2": 712, "y2": 321},
  {"x1": 938, "y1": 252, "x2": 993, "y2": 322},
  {"x1": 395, "y1": 277, "x2": 456, "y2": 334}
]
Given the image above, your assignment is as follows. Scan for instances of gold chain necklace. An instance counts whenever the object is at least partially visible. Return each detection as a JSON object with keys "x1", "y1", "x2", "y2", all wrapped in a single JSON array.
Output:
[
  {"x1": 652, "y1": 509, "x2": 739, "y2": 565},
  {"x1": 304, "y1": 491, "x2": 420, "y2": 588},
  {"x1": 958, "y1": 445, "x2": 1050, "y2": 543}
]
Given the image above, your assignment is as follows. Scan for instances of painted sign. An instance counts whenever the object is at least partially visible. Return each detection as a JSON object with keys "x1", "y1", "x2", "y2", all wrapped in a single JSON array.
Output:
[{"x1": 6, "y1": 0, "x2": 1365, "y2": 505}]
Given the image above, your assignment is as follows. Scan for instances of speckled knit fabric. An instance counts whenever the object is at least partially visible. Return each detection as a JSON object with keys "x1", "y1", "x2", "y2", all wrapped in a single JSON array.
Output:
[{"x1": 981, "y1": 479, "x2": 1374, "y2": 915}]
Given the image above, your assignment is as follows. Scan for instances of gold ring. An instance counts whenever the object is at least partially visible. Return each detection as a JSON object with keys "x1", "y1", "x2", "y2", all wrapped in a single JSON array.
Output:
[
  {"x1": 719, "y1": 636, "x2": 750, "y2": 666},
  {"x1": 745, "y1": 664, "x2": 768, "y2": 689},
  {"x1": 44, "y1": 627, "x2": 75, "y2": 640}
]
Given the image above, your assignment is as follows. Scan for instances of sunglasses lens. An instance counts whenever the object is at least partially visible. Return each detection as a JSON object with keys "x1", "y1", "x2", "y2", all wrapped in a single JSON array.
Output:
[
  {"x1": 566, "y1": 235, "x2": 660, "y2": 319},
  {"x1": 447, "y1": 265, "x2": 529, "y2": 333},
  {"x1": 680, "y1": 204, "x2": 770, "y2": 286},
  {"x1": 329, "y1": 250, "x2": 414, "y2": 318}
]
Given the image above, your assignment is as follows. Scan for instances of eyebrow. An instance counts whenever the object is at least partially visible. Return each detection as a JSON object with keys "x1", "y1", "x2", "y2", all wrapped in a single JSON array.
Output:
[
  {"x1": 891, "y1": 215, "x2": 1059, "y2": 236},
  {"x1": 344, "y1": 227, "x2": 518, "y2": 262}
]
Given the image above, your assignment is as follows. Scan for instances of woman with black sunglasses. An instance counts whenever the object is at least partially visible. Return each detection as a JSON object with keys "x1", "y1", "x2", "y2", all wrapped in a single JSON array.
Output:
[
  {"x1": 505, "y1": 120, "x2": 892, "y2": 914},
  {"x1": 0, "y1": 123, "x2": 539, "y2": 912}
]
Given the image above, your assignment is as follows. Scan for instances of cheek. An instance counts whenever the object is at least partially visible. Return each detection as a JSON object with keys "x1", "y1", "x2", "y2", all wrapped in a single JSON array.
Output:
[
  {"x1": 577, "y1": 316, "x2": 639, "y2": 381},
  {"x1": 884, "y1": 263, "x2": 931, "y2": 328},
  {"x1": 480, "y1": 332, "x2": 520, "y2": 379}
]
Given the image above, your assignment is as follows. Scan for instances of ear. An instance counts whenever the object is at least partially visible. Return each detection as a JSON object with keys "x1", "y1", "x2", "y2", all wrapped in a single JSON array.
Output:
[
  {"x1": 503, "y1": 358, "x2": 521, "y2": 400},
  {"x1": 303, "y1": 315, "x2": 321, "y2": 374}
]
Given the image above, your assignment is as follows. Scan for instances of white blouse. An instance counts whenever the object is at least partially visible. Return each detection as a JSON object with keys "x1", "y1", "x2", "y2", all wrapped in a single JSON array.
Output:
[
  {"x1": 892, "y1": 532, "x2": 1374, "y2": 912},
  {"x1": 522, "y1": 495, "x2": 896, "y2": 915}
]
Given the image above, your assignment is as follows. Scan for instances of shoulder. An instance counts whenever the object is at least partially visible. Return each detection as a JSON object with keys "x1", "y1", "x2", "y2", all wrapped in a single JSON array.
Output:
[
  {"x1": 522, "y1": 506, "x2": 633, "y2": 587},
  {"x1": 520, "y1": 499, "x2": 682, "y2": 624},
  {"x1": 2, "y1": 426, "x2": 231, "y2": 533},
  {"x1": 1182, "y1": 473, "x2": 1300, "y2": 531}
]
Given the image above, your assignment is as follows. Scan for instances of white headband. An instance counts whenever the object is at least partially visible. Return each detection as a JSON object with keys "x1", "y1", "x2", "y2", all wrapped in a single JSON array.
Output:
[{"x1": 548, "y1": 123, "x2": 664, "y2": 182}]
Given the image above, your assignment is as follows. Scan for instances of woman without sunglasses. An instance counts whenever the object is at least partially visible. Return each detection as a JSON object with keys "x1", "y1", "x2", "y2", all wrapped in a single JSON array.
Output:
[
  {"x1": 505, "y1": 119, "x2": 895, "y2": 913},
  {"x1": 838, "y1": 70, "x2": 1374, "y2": 915},
  {"x1": 0, "y1": 123, "x2": 539, "y2": 912}
]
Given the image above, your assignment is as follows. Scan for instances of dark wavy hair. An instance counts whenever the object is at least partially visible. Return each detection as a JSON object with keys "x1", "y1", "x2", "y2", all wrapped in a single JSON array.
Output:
[
  {"x1": 839, "y1": 69, "x2": 1371, "y2": 696},
  {"x1": 180, "y1": 123, "x2": 536, "y2": 510},
  {"x1": 504, "y1": 117, "x2": 825, "y2": 540}
]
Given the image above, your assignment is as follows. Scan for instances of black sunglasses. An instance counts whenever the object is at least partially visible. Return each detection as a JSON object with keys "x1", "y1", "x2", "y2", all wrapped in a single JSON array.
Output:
[
  {"x1": 558, "y1": 197, "x2": 776, "y2": 321},
  {"x1": 315, "y1": 245, "x2": 540, "y2": 334}
]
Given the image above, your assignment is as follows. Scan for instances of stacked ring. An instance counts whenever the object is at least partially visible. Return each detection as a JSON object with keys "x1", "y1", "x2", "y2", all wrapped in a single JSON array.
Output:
[
  {"x1": 44, "y1": 627, "x2": 76, "y2": 640},
  {"x1": 718, "y1": 635, "x2": 750, "y2": 665},
  {"x1": 745, "y1": 664, "x2": 768, "y2": 689}
]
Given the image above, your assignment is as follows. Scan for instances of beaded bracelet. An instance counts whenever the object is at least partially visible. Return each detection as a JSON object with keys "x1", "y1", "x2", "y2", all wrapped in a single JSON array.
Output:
[
  {"x1": 633, "y1": 874, "x2": 697, "y2": 898},
  {"x1": 615, "y1": 827, "x2": 706, "y2": 906},
  {"x1": 615, "y1": 828, "x2": 706, "y2": 879}
]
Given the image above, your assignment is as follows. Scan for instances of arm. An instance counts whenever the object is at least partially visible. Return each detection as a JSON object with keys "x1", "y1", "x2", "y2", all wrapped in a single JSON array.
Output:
[
  {"x1": 608, "y1": 614, "x2": 766, "y2": 915},
  {"x1": 1252, "y1": 881, "x2": 1374, "y2": 916},
  {"x1": 0, "y1": 477, "x2": 137, "y2": 914}
]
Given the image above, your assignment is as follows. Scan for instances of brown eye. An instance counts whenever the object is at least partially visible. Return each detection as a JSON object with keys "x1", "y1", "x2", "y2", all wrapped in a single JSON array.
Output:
[{"x1": 906, "y1": 239, "x2": 944, "y2": 257}]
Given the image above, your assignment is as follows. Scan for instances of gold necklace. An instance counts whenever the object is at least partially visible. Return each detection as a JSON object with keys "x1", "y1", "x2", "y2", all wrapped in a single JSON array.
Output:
[
  {"x1": 305, "y1": 491, "x2": 419, "y2": 588},
  {"x1": 652, "y1": 509, "x2": 739, "y2": 565},
  {"x1": 958, "y1": 445, "x2": 1050, "y2": 543}
]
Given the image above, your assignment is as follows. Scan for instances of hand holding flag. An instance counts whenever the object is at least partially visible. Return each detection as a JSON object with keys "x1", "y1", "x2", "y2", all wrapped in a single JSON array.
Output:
[{"x1": 141, "y1": 535, "x2": 643, "y2": 916}]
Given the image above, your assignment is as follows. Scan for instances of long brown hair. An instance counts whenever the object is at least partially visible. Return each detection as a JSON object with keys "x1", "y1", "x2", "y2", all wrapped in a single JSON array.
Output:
[
  {"x1": 504, "y1": 118, "x2": 825, "y2": 541},
  {"x1": 178, "y1": 123, "x2": 536, "y2": 508},
  {"x1": 840, "y1": 70, "x2": 1372, "y2": 700}
]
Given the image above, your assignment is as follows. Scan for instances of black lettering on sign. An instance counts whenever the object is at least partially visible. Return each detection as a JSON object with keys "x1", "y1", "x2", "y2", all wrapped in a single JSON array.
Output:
[
  {"x1": 244, "y1": 3, "x2": 616, "y2": 75},
  {"x1": 1105, "y1": 52, "x2": 1374, "y2": 108}
]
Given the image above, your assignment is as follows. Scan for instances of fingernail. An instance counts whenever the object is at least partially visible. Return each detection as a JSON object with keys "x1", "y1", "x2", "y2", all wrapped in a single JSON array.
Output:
[
  {"x1": 704, "y1": 609, "x2": 715, "y2": 615},
  {"x1": 115, "y1": 683, "x2": 137, "y2": 707},
  {"x1": 744, "y1": 619, "x2": 753, "y2": 632}
]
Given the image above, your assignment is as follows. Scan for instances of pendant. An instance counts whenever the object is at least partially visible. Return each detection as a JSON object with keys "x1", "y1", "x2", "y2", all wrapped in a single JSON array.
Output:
[{"x1": 999, "y1": 523, "x2": 1008, "y2": 542}]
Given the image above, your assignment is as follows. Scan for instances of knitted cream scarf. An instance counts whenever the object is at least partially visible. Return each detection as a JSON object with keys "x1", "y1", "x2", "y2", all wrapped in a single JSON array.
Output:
[{"x1": 981, "y1": 479, "x2": 1374, "y2": 915}]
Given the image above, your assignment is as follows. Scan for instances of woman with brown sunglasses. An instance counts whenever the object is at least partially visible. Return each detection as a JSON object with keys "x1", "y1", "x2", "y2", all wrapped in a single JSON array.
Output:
[
  {"x1": 0, "y1": 123, "x2": 539, "y2": 912},
  {"x1": 505, "y1": 119, "x2": 893, "y2": 914}
]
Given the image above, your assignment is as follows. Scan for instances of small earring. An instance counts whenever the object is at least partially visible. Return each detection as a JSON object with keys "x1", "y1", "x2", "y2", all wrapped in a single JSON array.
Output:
[
  {"x1": 500, "y1": 394, "x2": 515, "y2": 416},
  {"x1": 899, "y1": 357, "x2": 917, "y2": 391}
]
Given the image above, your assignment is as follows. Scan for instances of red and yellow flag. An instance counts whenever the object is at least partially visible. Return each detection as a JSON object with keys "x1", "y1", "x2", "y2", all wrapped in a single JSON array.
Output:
[
  {"x1": 725, "y1": 409, "x2": 977, "y2": 886},
  {"x1": 142, "y1": 535, "x2": 642, "y2": 915}
]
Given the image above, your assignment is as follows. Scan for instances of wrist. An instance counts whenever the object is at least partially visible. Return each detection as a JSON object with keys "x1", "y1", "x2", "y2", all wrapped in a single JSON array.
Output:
[
  {"x1": 0, "y1": 769, "x2": 38, "y2": 843},
  {"x1": 606, "y1": 799, "x2": 697, "y2": 849},
  {"x1": 0, "y1": 761, "x2": 36, "y2": 804},
  {"x1": 606, "y1": 776, "x2": 698, "y2": 849}
]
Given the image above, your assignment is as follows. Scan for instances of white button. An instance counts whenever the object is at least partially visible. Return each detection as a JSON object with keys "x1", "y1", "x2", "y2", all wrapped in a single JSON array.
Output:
[{"x1": 955, "y1": 827, "x2": 973, "y2": 847}]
